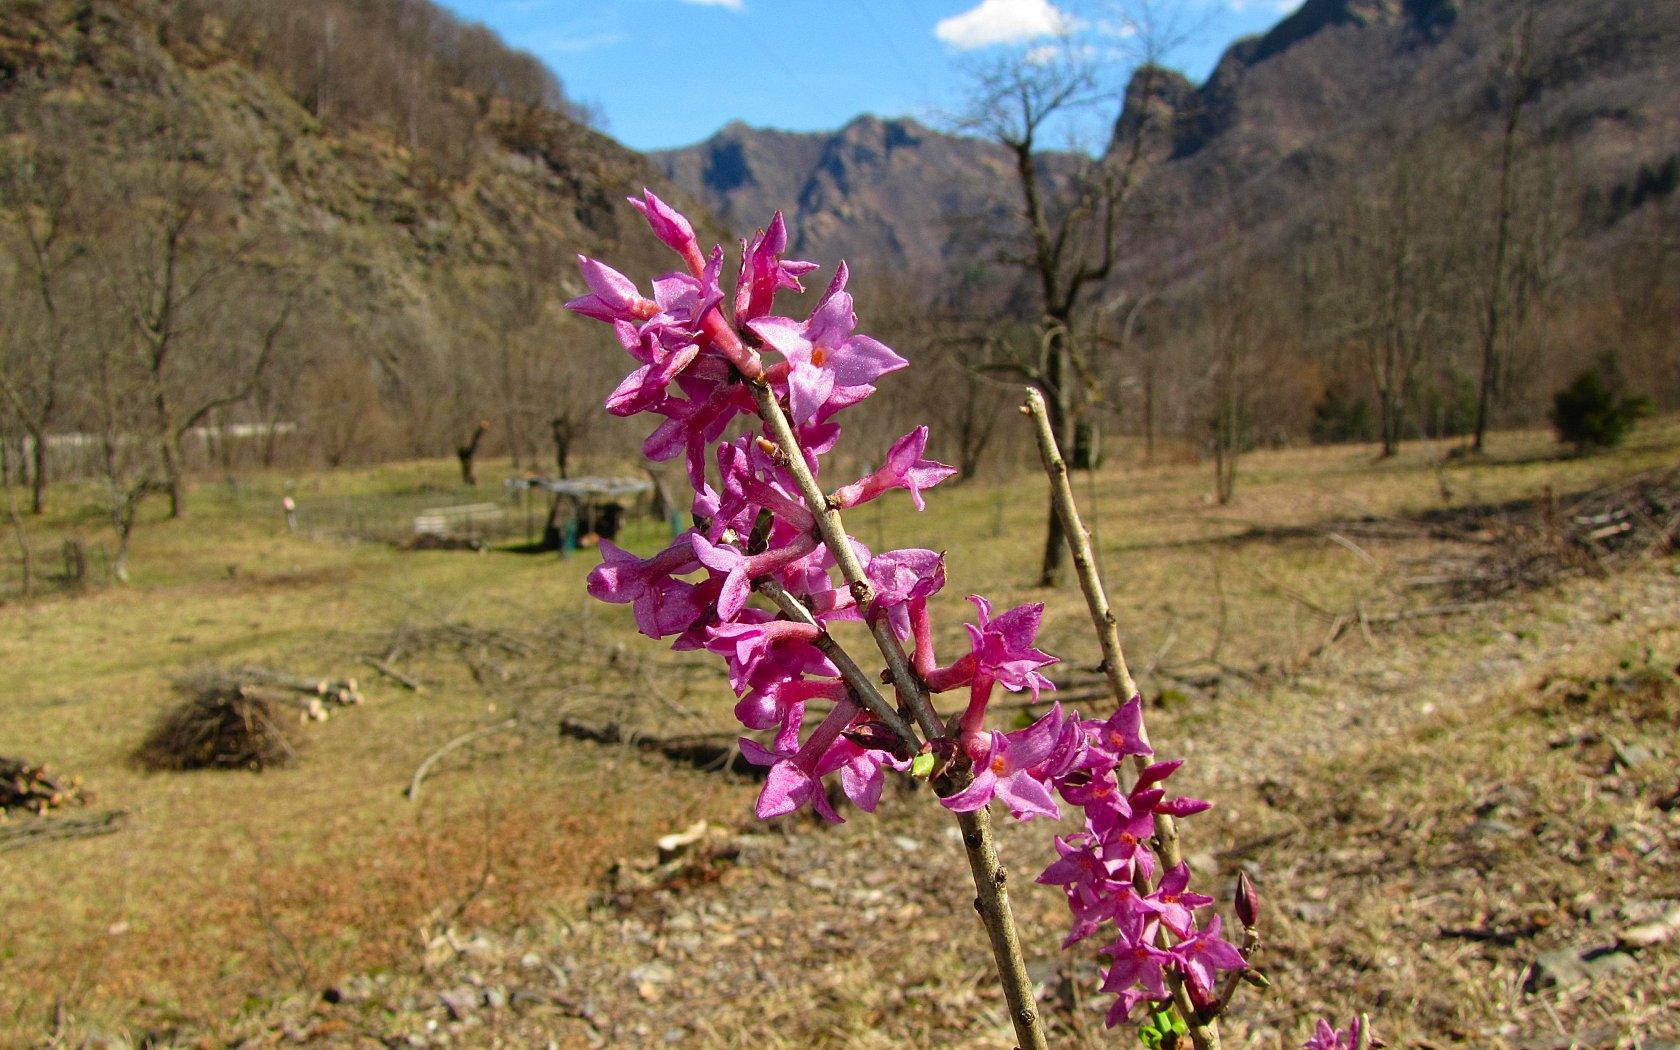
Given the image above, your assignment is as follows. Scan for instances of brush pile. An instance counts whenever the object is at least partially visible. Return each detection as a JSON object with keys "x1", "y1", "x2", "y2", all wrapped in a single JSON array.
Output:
[
  {"x1": 134, "y1": 666, "x2": 365, "y2": 772},
  {"x1": 1416, "y1": 468, "x2": 1680, "y2": 602},
  {"x1": 0, "y1": 756, "x2": 84, "y2": 819},
  {"x1": 136, "y1": 683, "x2": 298, "y2": 771}
]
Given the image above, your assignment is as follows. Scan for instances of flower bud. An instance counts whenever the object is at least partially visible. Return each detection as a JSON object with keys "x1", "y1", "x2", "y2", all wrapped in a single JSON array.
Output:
[
  {"x1": 1235, "y1": 870, "x2": 1260, "y2": 929},
  {"x1": 842, "y1": 720, "x2": 904, "y2": 757}
]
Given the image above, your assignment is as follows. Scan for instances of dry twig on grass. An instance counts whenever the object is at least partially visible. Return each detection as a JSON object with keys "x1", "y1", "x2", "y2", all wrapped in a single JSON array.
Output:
[
  {"x1": 405, "y1": 719, "x2": 521, "y2": 802},
  {"x1": 0, "y1": 809, "x2": 127, "y2": 852}
]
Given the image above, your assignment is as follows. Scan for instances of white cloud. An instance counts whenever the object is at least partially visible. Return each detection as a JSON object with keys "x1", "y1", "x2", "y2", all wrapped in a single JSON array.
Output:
[
  {"x1": 935, "y1": 0, "x2": 1080, "y2": 51},
  {"x1": 1024, "y1": 40, "x2": 1095, "y2": 65},
  {"x1": 679, "y1": 0, "x2": 745, "y2": 10}
]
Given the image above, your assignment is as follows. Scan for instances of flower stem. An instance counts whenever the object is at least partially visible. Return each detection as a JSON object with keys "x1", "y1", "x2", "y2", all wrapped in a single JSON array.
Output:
[
  {"x1": 1022, "y1": 388, "x2": 1222, "y2": 1050},
  {"x1": 956, "y1": 806, "x2": 1050, "y2": 1050},
  {"x1": 754, "y1": 578, "x2": 918, "y2": 749},
  {"x1": 751, "y1": 378, "x2": 1048, "y2": 1050}
]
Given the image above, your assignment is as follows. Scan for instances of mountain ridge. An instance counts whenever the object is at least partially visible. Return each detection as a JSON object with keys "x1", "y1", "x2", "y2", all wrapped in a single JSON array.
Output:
[{"x1": 657, "y1": 0, "x2": 1678, "y2": 285}]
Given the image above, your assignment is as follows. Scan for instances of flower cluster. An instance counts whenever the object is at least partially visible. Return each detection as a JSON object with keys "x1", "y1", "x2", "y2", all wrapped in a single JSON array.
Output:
[
  {"x1": 942, "y1": 696, "x2": 1248, "y2": 1026},
  {"x1": 568, "y1": 189, "x2": 1247, "y2": 1031},
  {"x1": 1303, "y1": 1015, "x2": 1369, "y2": 1050}
]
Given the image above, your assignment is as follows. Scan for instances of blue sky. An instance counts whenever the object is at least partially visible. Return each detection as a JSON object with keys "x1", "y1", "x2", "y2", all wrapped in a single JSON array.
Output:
[{"x1": 435, "y1": 0, "x2": 1296, "y2": 152}]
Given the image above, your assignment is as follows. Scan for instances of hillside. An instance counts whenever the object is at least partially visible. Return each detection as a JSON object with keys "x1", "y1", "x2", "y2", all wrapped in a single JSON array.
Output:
[
  {"x1": 1104, "y1": 0, "x2": 1680, "y2": 284},
  {"x1": 0, "y1": 0, "x2": 725, "y2": 467}
]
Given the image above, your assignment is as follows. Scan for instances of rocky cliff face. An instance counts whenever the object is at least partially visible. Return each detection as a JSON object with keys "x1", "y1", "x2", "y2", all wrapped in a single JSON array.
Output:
[
  {"x1": 1098, "y1": 0, "x2": 1680, "y2": 286},
  {"x1": 654, "y1": 115, "x2": 1030, "y2": 279}
]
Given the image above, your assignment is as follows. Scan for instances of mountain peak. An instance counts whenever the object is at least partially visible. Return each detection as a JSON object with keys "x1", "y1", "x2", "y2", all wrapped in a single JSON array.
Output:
[{"x1": 1243, "y1": 0, "x2": 1459, "y2": 68}]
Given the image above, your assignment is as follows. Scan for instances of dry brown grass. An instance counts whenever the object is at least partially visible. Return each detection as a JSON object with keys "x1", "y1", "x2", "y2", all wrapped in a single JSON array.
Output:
[{"x1": 1, "y1": 417, "x2": 1676, "y2": 1044}]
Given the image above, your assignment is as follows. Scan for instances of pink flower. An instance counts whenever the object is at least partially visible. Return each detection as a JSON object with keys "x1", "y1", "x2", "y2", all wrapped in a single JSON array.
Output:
[
  {"x1": 863, "y1": 548, "x2": 945, "y2": 638},
  {"x1": 940, "y1": 707, "x2": 1064, "y2": 821},
  {"x1": 734, "y1": 675, "x2": 844, "y2": 733},
  {"x1": 627, "y1": 188, "x2": 705, "y2": 274},
  {"x1": 1170, "y1": 915, "x2": 1247, "y2": 997},
  {"x1": 1302, "y1": 1016, "x2": 1367, "y2": 1050},
  {"x1": 1083, "y1": 694, "x2": 1153, "y2": 759},
  {"x1": 739, "y1": 699, "x2": 894, "y2": 823},
  {"x1": 705, "y1": 614, "x2": 824, "y2": 694},
  {"x1": 1140, "y1": 862, "x2": 1215, "y2": 938},
  {"x1": 641, "y1": 383, "x2": 753, "y2": 488},
  {"x1": 585, "y1": 536, "x2": 703, "y2": 639},
  {"x1": 748, "y1": 263, "x2": 907, "y2": 423},
  {"x1": 604, "y1": 324, "x2": 701, "y2": 418},
  {"x1": 733, "y1": 212, "x2": 818, "y2": 323},
  {"x1": 828, "y1": 738, "x2": 906, "y2": 813},
  {"x1": 1099, "y1": 910, "x2": 1172, "y2": 1027},
  {"x1": 964, "y1": 595, "x2": 1058, "y2": 697},
  {"x1": 831, "y1": 427, "x2": 958, "y2": 511},
  {"x1": 692, "y1": 532, "x2": 818, "y2": 623},
  {"x1": 740, "y1": 737, "x2": 842, "y2": 824},
  {"x1": 564, "y1": 256, "x2": 659, "y2": 323}
]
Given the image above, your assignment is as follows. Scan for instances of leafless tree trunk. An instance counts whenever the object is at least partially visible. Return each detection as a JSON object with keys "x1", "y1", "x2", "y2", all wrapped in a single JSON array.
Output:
[
  {"x1": 1472, "y1": 0, "x2": 1539, "y2": 453},
  {"x1": 123, "y1": 162, "x2": 296, "y2": 518},
  {"x1": 549, "y1": 417, "x2": 578, "y2": 479},
  {"x1": 0, "y1": 138, "x2": 76, "y2": 516},
  {"x1": 4, "y1": 488, "x2": 32, "y2": 598},
  {"x1": 457, "y1": 419, "x2": 488, "y2": 485},
  {"x1": 959, "y1": 22, "x2": 1170, "y2": 585}
]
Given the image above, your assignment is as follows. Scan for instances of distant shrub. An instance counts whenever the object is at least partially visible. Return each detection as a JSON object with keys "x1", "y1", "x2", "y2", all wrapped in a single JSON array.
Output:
[
  {"x1": 1310, "y1": 383, "x2": 1375, "y2": 444},
  {"x1": 1550, "y1": 368, "x2": 1652, "y2": 453}
]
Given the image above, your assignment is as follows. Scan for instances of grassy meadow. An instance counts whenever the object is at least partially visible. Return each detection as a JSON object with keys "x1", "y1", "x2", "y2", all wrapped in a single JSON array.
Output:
[{"x1": 2, "y1": 416, "x2": 1677, "y2": 1046}]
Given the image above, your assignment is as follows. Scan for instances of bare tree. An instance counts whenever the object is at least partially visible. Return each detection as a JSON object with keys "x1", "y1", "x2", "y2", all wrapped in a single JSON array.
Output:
[
  {"x1": 955, "y1": 3, "x2": 1179, "y2": 585},
  {"x1": 1317, "y1": 136, "x2": 1469, "y2": 457},
  {"x1": 1198, "y1": 268, "x2": 1278, "y2": 505},
  {"x1": 109, "y1": 152, "x2": 298, "y2": 518},
  {"x1": 85, "y1": 286, "x2": 161, "y2": 584},
  {"x1": 0, "y1": 136, "x2": 79, "y2": 515},
  {"x1": 456, "y1": 418, "x2": 489, "y2": 486},
  {"x1": 1471, "y1": 0, "x2": 1541, "y2": 453}
]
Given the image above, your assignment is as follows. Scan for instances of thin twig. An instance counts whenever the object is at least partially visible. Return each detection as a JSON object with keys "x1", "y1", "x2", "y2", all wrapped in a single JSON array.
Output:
[
  {"x1": 756, "y1": 579, "x2": 919, "y2": 748},
  {"x1": 748, "y1": 381, "x2": 944, "y2": 740},
  {"x1": 363, "y1": 656, "x2": 424, "y2": 692},
  {"x1": 406, "y1": 719, "x2": 519, "y2": 802},
  {"x1": 1326, "y1": 531, "x2": 1382, "y2": 571},
  {"x1": 1023, "y1": 388, "x2": 1221, "y2": 1050}
]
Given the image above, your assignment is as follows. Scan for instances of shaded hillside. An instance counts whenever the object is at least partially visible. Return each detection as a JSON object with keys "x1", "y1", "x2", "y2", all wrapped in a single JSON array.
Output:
[
  {"x1": 1106, "y1": 0, "x2": 1680, "y2": 286},
  {"x1": 0, "y1": 0, "x2": 724, "y2": 467}
]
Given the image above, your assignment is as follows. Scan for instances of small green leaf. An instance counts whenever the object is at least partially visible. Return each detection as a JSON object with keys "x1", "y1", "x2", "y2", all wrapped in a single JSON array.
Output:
[
  {"x1": 910, "y1": 752, "x2": 936, "y2": 779},
  {"x1": 1137, "y1": 1005, "x2": 1187, "y2": 1047}
]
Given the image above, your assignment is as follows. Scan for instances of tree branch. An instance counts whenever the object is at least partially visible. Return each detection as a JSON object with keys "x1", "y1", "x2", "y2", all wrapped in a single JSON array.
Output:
[
  {"x1": 1022, "y1": 387, "x2": 1223, "y2": 1049},
  {"x1": 747, "y1": 377, "x2": 1048, "y2": 1050}
]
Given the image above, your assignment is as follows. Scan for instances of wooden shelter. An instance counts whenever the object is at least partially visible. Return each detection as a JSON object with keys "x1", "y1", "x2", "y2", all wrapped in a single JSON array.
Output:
[{"x1": 505, "y1": 475, "x2": 656, "y2": 550}]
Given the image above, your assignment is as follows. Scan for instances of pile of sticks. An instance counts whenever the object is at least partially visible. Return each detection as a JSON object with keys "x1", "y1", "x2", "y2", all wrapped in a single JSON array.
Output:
[
  {"x1": 209, "y1": 666, "x2": 366, "y2": 723},
  {"x1": 136, "y1": 683, "x2": 299, "y2": 772},
  {"x1": 135, "y1": 665, "x2": 369, "y2": 773},
  {"x1": 0, "y1": 756, "x2": 84, "y2": 819},
  {"x1": 1422, "y1": 468, "x2": 1680, "y2": 601}
]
